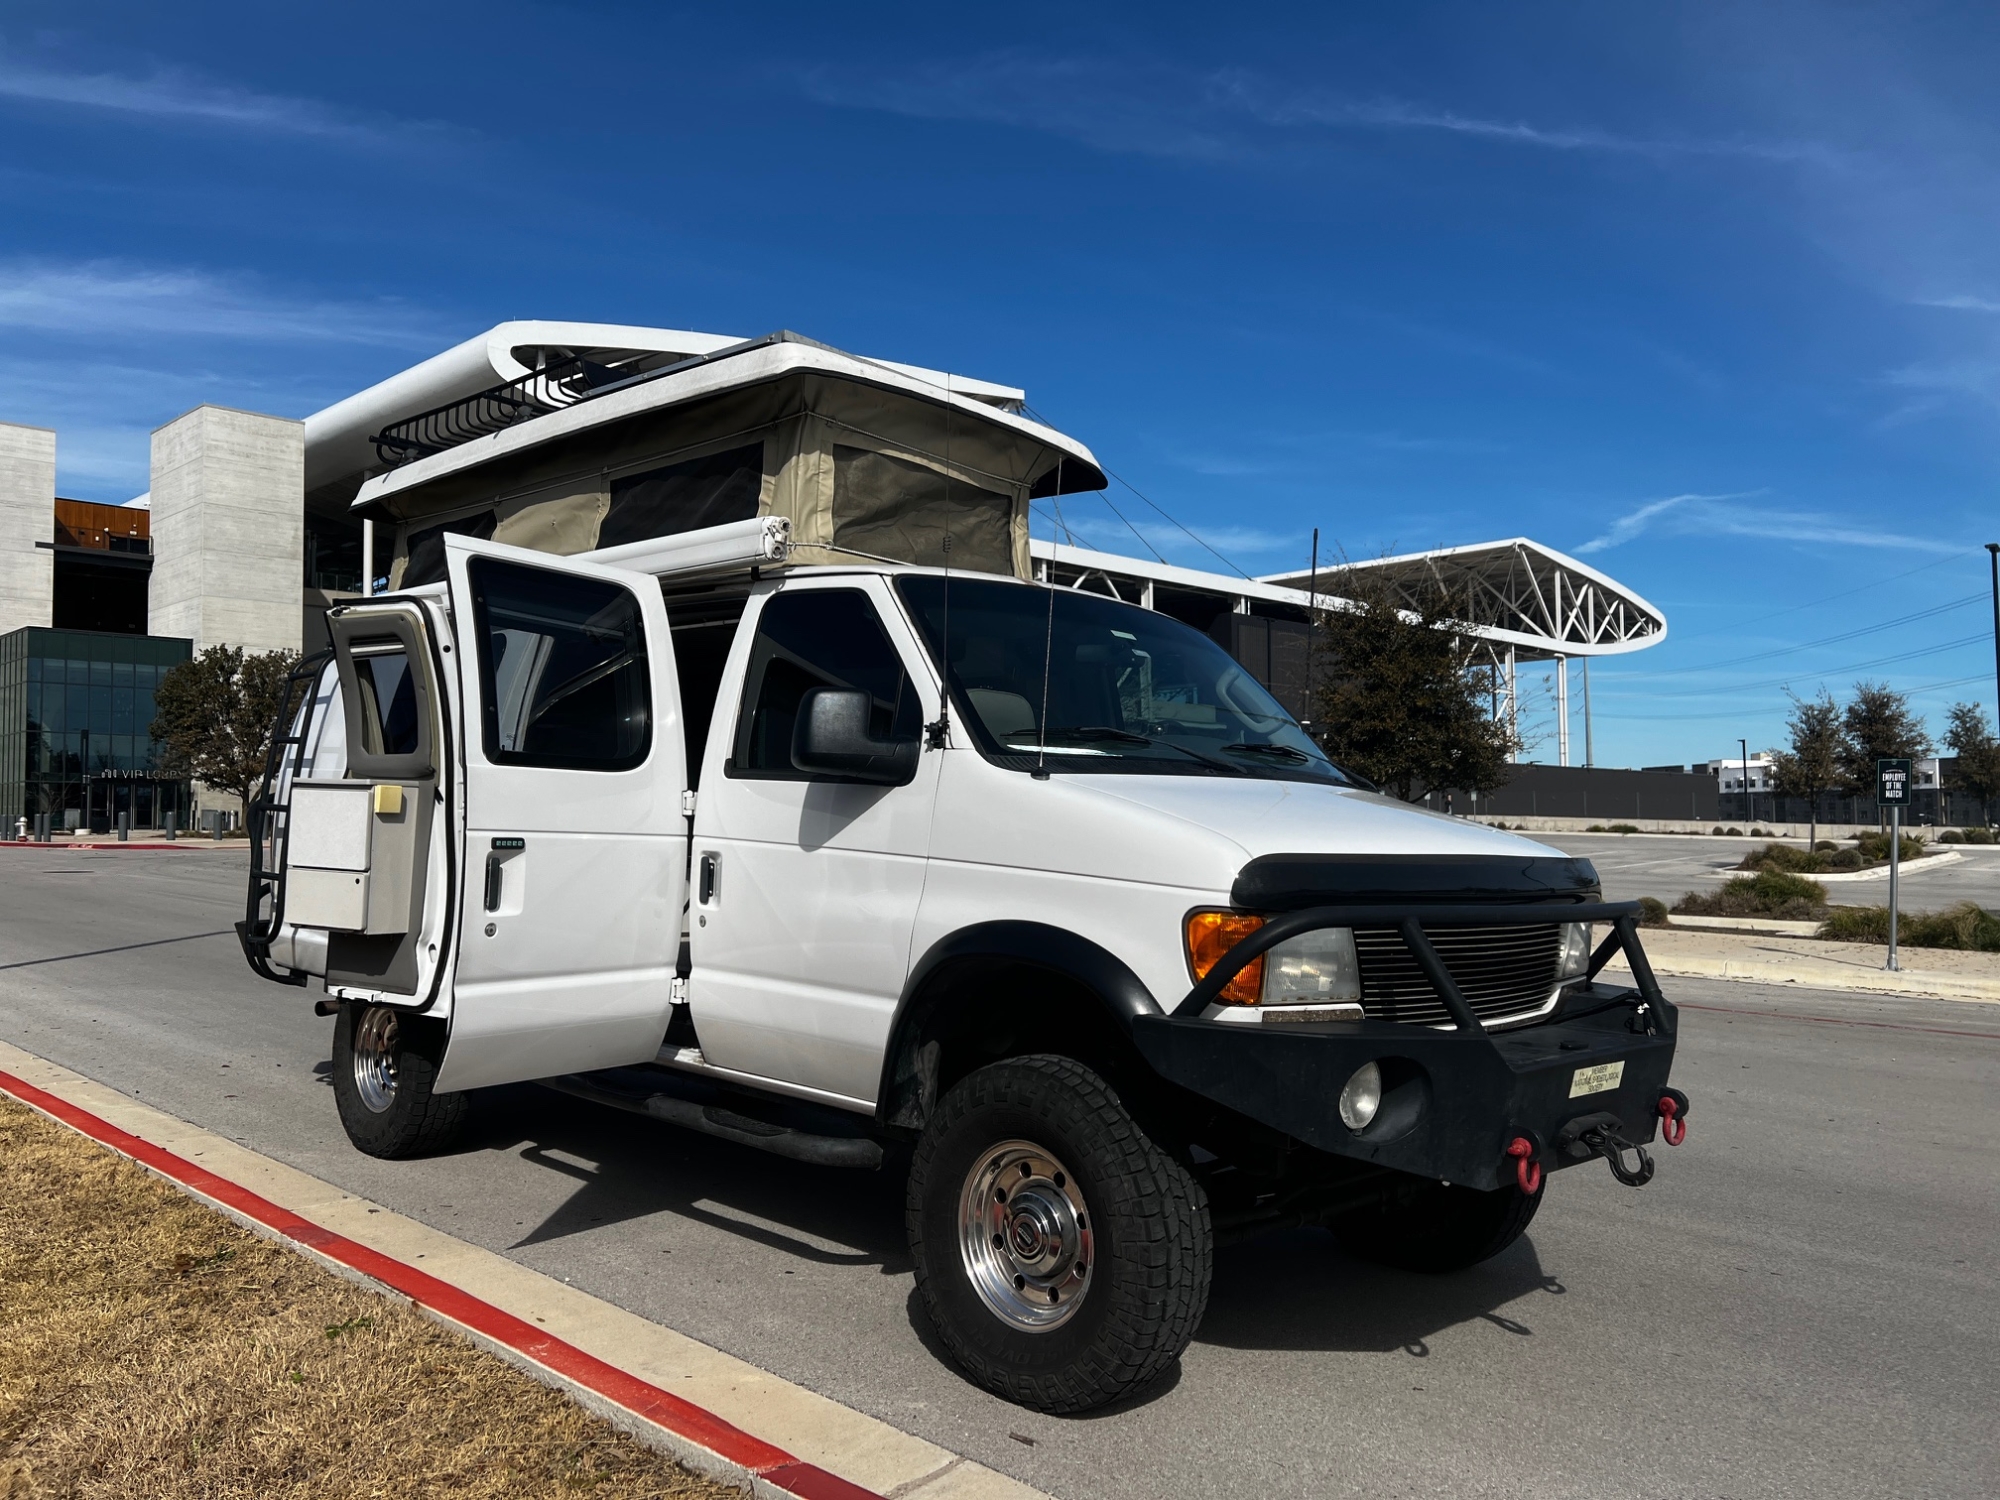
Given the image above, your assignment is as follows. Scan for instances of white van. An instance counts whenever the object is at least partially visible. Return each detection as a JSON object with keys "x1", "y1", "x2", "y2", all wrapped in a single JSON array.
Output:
[{"x1": 241, "y1": 515, "x2": 1687, "y2": 1413}]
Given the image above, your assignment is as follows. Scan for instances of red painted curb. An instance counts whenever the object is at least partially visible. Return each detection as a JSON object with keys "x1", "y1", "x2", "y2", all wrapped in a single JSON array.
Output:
[
  {"x1": 4, "y1": 840, "x2": 212, "y2": 851},
  {"x1": 0, "y1": 1068, "x2": 884, "y2": 1500}
]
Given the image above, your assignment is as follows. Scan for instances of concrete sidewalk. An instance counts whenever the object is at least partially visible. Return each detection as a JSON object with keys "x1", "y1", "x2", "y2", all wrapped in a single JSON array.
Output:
[
  {"x1": 1610, "y1": 926, "x2": 2000, "y2": 1002},
  {"x1": 0, "y1": 1039, "x2": 1044, "y2": 1500}
]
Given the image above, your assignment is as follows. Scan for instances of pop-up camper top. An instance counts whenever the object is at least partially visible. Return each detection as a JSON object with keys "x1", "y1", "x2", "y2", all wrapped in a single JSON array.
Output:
[{"x1": 349, "y1": 328, "x2": 1107, "y2": 591}]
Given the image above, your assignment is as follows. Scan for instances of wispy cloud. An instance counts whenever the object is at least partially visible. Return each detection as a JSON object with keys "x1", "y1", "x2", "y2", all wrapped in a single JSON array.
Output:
[
  {"x1": 0, "y1": 53, "x2": 444, "y2": 143},
  {"x1": 1576, "y1": 490, "x2": 1953, "y2": 555},
  {"x1": 794, "y1": 52, "x2": 1822, "y2": 168},
  {"x1": 1917, "y1": 295, "x2": 2000, "y2": 313},
  {"x1": 0, "y1": 260, "x2": 438, "y2": 347}
]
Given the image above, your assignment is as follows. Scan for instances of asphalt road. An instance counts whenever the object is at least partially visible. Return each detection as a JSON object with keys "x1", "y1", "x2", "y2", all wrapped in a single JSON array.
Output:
[
  {"x1": 2, "y1": 844, "x2": 1994, "y2": 1500},
  {"x1": 1532, "y1": 830, "x2": 2000, "y2": 912}
]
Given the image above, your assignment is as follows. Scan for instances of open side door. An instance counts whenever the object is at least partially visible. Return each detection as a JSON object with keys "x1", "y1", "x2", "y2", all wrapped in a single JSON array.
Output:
[
  {"x1": 277, "y1": 597, "x2": 457, "y2": 1009},
  {"x1": 432, "y1": 533, "x2": 689, "y2": 1092}
]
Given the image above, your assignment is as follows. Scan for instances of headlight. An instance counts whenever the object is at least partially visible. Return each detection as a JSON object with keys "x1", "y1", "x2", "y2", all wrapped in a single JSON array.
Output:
[
  {"x1": 1339, "y1": 1061, "x2": 1382, "y2": 1131},
  {"x1": 1262, "y1": 927, "x2": 1361, "y2": 1005},
  {"x1": 1558, "y1": 922, "x2": 1593, "y2": 980}
]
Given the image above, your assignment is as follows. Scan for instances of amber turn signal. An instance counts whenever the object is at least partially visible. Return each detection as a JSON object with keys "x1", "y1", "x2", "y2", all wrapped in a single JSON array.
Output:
[{"x1": 1184, "y1": 910, "x2": 1267, "y2": 1005}]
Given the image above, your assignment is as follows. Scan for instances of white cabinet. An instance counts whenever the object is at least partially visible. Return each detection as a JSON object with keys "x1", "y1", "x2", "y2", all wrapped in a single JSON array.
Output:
[{"x1": 285, "y1": 779, "x2": 419, "y2": 934}]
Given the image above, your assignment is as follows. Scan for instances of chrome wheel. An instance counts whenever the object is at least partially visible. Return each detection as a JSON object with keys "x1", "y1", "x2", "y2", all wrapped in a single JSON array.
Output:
[
  {"x1": 352, "y1": 1006, "x2": 400, "y2": 1114},
  {"x1": 958, "y1": 1139, "x2": 1094, "y2": 1331}
]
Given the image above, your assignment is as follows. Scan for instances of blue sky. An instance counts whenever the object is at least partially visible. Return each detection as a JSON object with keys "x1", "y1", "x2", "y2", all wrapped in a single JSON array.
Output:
[{"x1": 4, "y1": 1, "x2": 1999, "y2": 768}]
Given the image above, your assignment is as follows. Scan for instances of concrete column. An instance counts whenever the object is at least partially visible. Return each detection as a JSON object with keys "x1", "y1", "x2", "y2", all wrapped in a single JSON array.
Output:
[
  {"x1": 0, "y1": 423, "x2": 55, "y2": 636},
  {"x1": 1556, "y1": 656, "x2": 1570, "y2": 767},
  {"x1": 149, "y1": 406, "x2": 304, "y2": 654}
]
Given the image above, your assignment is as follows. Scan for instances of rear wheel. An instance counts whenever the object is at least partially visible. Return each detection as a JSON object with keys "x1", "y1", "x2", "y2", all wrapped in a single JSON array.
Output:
[
  {"x1": 907, "y1": 1055, "x2": 1211, "y2": 1413},
  {"x1": 331, "y1": 1001, "x2": 466, "y2": 1158},
  {"x1": 1331, "y1": 1177, "x2": 1543, "y2": 1273}
]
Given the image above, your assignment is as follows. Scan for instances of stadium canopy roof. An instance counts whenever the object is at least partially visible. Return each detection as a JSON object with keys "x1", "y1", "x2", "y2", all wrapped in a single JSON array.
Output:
[{"x1": 1259, "y1": 537, "x2": 1667, "y2": 660}]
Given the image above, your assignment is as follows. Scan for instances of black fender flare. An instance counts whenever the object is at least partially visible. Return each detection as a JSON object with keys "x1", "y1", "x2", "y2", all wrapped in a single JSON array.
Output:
[{"x1": 875, "y1": 921, "x2": 1162, "y2": 1129}]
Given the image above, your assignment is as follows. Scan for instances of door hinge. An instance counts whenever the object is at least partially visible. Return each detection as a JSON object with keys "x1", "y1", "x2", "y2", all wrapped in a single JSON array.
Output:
[
  {"x1": 681, "y1": 789, "x2": 698, "y2": 817},
  {"x1": 669, "y1": 976, "x2": 689, "y2": 1006}
]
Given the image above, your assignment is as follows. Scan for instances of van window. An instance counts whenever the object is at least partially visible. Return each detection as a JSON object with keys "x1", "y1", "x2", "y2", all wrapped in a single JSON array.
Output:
[
  {"x1": 468, "y1": 558, "x2": 651, "y2": 771},
  {"x1": 352, "y1": 650, "x2": 419, "y2": 757},
  {"x1": 732, "y1": 590, "x2": 919, "y2": 777}
]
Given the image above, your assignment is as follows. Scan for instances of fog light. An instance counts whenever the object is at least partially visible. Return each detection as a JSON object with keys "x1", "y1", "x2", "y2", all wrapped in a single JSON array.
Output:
[
  {"x1": 1338, "y1": 1061, "x2": 1383, "y2": 1132},
  {"x1": 1558, "y1": 922, "x2": 1593, "y2": 980}
]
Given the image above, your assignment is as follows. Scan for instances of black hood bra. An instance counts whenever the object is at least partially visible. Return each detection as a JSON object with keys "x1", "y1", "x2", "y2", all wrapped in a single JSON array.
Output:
[{"x1": 1231, "y1": 853, "x2": 1601, "y2": 913}]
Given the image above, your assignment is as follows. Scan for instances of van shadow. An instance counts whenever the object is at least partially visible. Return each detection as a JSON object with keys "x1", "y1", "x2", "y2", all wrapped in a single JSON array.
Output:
[
  {"x1": 455, "y1": 1084, "x2": 912, "y2": 1272},
  {"x1": 446, "y1": 1087, "x2": 1566, "y2": 1368},
  {"x1": 1197, "y1": 1226, "x2": 1564, "y2": 1356}
]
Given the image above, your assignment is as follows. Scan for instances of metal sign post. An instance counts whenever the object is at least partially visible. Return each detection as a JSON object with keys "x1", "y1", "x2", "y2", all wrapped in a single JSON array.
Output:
[{"x1": 1877, "y1": 757, "x2": 1912, "y2": 972}]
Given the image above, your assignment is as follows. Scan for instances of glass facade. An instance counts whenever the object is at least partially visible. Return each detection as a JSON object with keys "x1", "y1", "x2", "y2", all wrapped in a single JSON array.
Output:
[{"x1": 0, "y1": 627, "x2": 193, "y2": 831}]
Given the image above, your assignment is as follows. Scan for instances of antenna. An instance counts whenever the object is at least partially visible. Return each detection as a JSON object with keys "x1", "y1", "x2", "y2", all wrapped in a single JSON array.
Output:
[
  {"x1": 925, "y1": 395, "x2": 954, "y2": 750},
  {"x1": 1034, "y1": 457, "x2": 1064, "y2": 780},
  {"x1": 1304, "y1": 527, "x2": 1319, "y2": 728}
]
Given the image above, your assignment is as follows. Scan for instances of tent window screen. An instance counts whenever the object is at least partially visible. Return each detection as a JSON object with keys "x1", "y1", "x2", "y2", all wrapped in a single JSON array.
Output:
[
  {"x1": 402, "y1": 510, "x2": 496, "y2": 587},
  {"x1": 831, "y1": 445, "x2": 1013, "y2": 574},
  {"x1": 598, "y1": 444, "x2": 763, "y2": 549},
  {"x1": 352, "y1": 650, "x2": 419, "y2": 757},
  {"x1": 732, "y1": 590, "x2": 919, "y2": 777},
  {"x1": 468, "y1": 559, "x2": 651, "y2": 771}
]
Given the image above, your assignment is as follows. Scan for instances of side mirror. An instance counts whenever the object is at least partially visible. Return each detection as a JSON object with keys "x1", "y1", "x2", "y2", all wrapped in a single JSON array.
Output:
[{"x1": 792, "y1": 688, "x2": 919, "y2": 784}]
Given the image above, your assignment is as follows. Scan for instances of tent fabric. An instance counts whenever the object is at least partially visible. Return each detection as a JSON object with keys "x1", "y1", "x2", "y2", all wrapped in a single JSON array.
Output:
[
  {"x1": 598, "y1": 443, "x2": 765, "y2": 549},
  {"x1": 365, "y1": 370, "x2": 1066, "y2": 580},
  {"x1": 396, "y1": 510, "x2": 496, "y2": 588},
  {"x1": 828, "y1": 444, "x2": 1014, "y2": 575}
]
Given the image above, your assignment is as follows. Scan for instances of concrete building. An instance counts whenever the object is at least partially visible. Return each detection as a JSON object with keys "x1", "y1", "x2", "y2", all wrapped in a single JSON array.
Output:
[{"x1": 0, "y1": 423, "x2": 56, "y2": 639}]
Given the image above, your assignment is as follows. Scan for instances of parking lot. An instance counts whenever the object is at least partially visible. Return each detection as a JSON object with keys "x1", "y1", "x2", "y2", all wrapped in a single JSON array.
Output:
[{"x1": 2, "y1": 845, "x2": 1994, "y2": 1499}]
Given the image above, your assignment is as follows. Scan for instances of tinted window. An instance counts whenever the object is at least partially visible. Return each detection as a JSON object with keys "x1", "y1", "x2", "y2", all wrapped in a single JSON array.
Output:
[
  {"x1": 469, "y1": 559, "x2": 651, "y2": 770},
  {"x1": 897, "y1": 576, "x2": 1351, "y2": 784},
  {"x1": 733, "y1": 590, "x2": 919, "y2": 776},
  {"x1": 403, "y1": 510, "x2": 496, "y2": 588},
  {"x1": 599, "y1": 444, "x2": 764, "y2": 550},
  {"x1": 352, "y1": 651, "x2": 420, "y2": 757}
]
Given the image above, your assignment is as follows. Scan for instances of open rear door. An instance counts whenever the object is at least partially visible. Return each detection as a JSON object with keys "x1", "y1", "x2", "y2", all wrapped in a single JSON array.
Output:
[{"x1": 432, "y1": 534, "x2": 689, "y2": 1092}]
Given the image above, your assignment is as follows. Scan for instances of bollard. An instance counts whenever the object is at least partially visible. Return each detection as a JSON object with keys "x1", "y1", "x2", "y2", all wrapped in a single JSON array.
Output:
[
  {"x1": 163, "y1": 812, "x2": 175, "y2": 842},
  {"x1": 118, "y1": 811, "x2": 130, "y2": 842}
]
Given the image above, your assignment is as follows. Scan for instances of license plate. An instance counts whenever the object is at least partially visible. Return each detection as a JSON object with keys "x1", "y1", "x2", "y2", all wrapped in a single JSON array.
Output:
[{"x1": 1568, "y1": 1061, "x2": 1625, "y2": 1098}]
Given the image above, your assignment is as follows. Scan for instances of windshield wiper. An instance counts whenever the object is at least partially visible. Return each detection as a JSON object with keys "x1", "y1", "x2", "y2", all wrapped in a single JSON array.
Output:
[
  {"x1": 1221, "y1": 742, "x2": 1311, "y2": 764},
  {"x1": 1034, "y1": 726, "x2": 1249, "y2": 775}
]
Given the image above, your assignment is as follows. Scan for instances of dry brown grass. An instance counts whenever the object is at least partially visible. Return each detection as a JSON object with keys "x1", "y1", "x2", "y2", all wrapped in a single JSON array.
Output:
[{"x1": 0, "y1": 1096, "x2": 743, "y2": 1499}]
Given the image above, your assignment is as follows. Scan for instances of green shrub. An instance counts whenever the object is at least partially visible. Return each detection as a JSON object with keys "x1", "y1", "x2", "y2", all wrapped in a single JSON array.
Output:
[
  {"x1": 1724, "y1": 826, "x2": 1743, "y2": 836},
  {"x1": 1738, "y1": 841, "x2": 1825, "y2": 874},
  {"x1": 1814, "y1": 840, "x2": 1837, "y2": 852},
  {"x1": 1941, "y1": 830, "x2": 1964, "y2": 844},
  {"x1": 1674, "y1": 870, "x2": 1828, "y2": 921},
  {"x1": 1826, "y1": 848, "x2": 1863, "y2": 870},
  {"x1": 1711, "y1": 826, "x2": 1726, "y2": 836},
  {"x1": 1607, "y1": 823, "x2": 1641, "y2": 834},
  {"x1": 1963, "y1": 827, "x2": 1995, "y2": 845},
  {"x1": 1638, "y1": 896, "x2": 1669, "y2": 927},
  {"x1": 1819, "y1": 902, "x2": 2000, "y2": 951},
  {"x1": 1855, "y1": 830, "x2": 1925, "y2": 862},
  {"x1": 1585, "y1": 824, "x2": 1607, "y2": 832}
]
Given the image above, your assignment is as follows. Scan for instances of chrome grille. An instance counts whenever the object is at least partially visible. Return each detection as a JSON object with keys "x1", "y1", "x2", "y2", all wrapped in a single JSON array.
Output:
[{"x1": 1352, "y1": 923, "x2": 1563, "y2": 1026}]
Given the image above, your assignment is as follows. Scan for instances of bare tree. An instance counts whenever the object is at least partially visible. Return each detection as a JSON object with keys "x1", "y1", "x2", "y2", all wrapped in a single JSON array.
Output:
[
  {"x1": 1311, "y1": 564, "x2": 1517, "y2": 802},
  {"x1": 1770, "y1": 690, "x2": 1842, "y2": 852},
  {"x1": 1942, "y1": 702, "x2": 2000, "y2": 827},
  {"x1": 1836, "y1": 681, "x2": 1931, "y2": 821},
  {"x1": 150, "y1": 646, "x2": 301, "y2": 822}
]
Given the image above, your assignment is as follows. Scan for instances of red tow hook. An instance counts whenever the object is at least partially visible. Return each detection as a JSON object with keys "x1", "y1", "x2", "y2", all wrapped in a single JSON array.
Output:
[
  {"x1": 1657, "y1": 1088, "x2": 1690, "y2": 1147},
  {"x1": 1504, "y1": 1136, "x2": 1542, "y2": 1195}
]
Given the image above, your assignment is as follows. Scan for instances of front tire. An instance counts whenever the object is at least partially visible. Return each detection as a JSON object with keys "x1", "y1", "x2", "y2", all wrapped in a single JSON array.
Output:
[
  {"x1": 907, "y1": 1056, "x2": 1211, "y2": 1413},
  {"x1": 1331, "y1": 1177, "x2": 1543, "y2": 1273},
  {"x1": 331, "y1": 1001, "x2": 467, "y2": 1159}
]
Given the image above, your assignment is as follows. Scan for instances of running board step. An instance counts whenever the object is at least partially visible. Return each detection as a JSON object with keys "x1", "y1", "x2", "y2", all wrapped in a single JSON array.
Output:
[{"x1": 541, "y1": 1072, "x2": 884, "y2": 1170}]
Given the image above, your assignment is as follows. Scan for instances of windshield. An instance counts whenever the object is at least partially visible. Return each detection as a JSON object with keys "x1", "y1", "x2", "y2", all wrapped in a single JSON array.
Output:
[{"x1": 896, "y1": 576, "x2": 1355, "y2": 784}]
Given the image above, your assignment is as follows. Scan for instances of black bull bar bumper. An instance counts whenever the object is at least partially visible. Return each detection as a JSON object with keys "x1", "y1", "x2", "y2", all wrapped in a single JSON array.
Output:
[{"x1": 1131, "y1": 901, "x2": 1682, "y2": 1193}]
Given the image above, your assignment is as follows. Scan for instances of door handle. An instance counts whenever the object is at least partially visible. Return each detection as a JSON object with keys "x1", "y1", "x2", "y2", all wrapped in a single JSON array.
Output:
[
  {"x1": 486, "y1": 836, "x2": 524, "y2": 913},
  {"x1": 698, "y1": 851, "x2": 719, "y2": 905}
]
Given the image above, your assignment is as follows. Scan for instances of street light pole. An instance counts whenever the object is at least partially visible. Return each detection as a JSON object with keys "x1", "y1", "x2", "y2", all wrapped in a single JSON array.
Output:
[
  {"x1": 1740, "y1": 736, "x2": 1751, "y2": 829},
  {"x1": 1986, "y1": 542, "x2": 1999, "y2": 736}
]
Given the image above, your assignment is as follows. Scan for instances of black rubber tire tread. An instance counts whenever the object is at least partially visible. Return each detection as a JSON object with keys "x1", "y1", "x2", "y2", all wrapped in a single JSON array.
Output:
[
  {"x1": 907, "y1": 1055, "x2": 1212, "y2": 1414},
  {"x1": 331, "y1": 1002, "x2": 468, "y2": 1160},
  {"x1": 1331, "y1": 1177, "x2": 1543, "y2": 1274}
]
